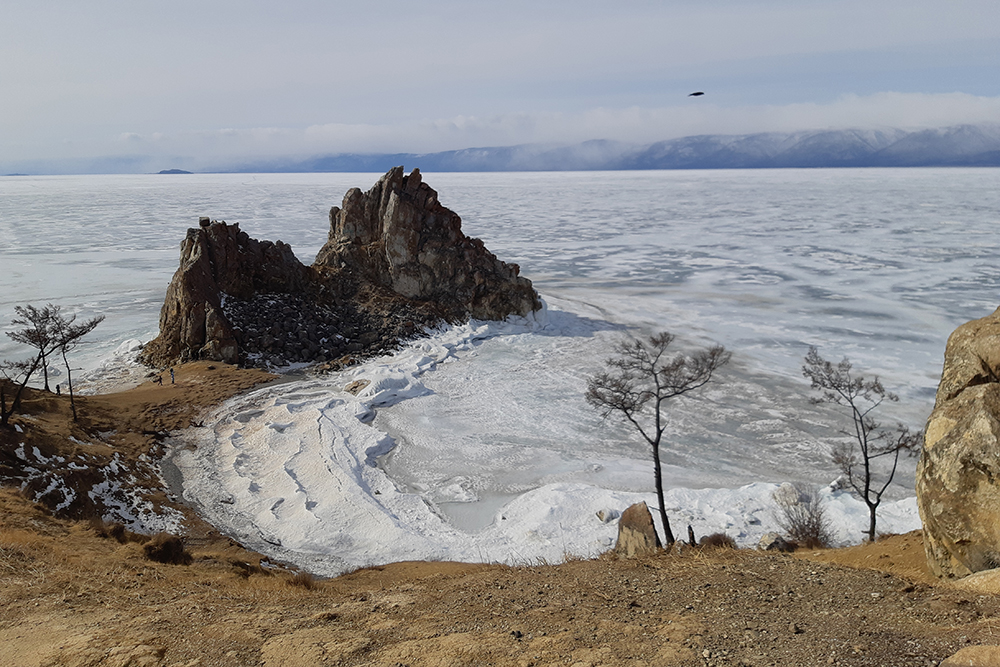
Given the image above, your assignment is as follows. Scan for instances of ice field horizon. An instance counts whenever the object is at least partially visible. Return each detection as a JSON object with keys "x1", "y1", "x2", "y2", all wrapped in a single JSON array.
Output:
[{"x1": 3, "y1": 168, "x2": 999, "y2": 573}]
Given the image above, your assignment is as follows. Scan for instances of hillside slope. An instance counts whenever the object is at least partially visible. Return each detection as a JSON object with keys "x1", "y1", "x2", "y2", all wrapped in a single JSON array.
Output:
[{"x1": 2, "y1": 364, "x2": 999, "y2": 665}]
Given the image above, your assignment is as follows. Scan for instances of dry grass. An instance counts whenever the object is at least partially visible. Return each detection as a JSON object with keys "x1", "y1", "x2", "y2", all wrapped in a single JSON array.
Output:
[
  {"x1": 89, "y1": 517, "x2": 149, "y2": 544},
  {"x1": 699, "y1": 532, "x2": 737, "y2": 549},
  {"x1": 288, "y1": 571, "x2": 318, "y2": 590},
  {"x1": 142, "y1": 533, "x2": 192, "y2": 565},
  {"x1": 0, "y1": 541, "x2": 37, "y2": 575},
  {"x1": 0, "y1": 489, "x2": 990, "y2": 667}
]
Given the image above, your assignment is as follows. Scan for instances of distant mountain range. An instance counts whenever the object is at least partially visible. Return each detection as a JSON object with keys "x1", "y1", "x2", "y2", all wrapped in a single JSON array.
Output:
[{"x1": 226, "y1": 123, "x2": 1000, "y2": 173}]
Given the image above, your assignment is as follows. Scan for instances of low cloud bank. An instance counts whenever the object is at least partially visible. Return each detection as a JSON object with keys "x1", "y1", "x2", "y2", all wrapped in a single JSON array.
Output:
[{"x1": 4, "y1": 92, "x2": 1000, "y2": 174}]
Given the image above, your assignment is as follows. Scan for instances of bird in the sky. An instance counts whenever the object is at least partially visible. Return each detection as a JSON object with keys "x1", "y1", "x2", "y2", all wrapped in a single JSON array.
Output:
[{"x1": 688, "y1": 91, "x2": 705, "y2": 97}]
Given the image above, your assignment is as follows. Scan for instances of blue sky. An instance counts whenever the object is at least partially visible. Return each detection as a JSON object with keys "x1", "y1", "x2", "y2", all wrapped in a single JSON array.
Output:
[{"x1": 2, "y1": 0, "x2": 998, "y2": 171}]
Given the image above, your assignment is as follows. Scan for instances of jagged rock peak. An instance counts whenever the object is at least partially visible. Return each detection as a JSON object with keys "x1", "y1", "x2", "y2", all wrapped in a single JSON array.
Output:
[
  {"x1": 917, "y1": 306, "x2": 1000, "y2": 578},
  {"x1": 141, "y1": 220, "x2": 307, "y2": 366},
  {"x1": 142, "y1": 168, "x2": 541, "y2": 368},
  {"x1": 315, "y1": 167, "x2": 541, "y2": 320}
]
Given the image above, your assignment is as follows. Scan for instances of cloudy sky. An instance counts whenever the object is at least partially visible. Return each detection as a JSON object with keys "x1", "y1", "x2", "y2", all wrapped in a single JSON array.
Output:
[{"x1": 2, "y1": 0, "x2": 998, "y2": 171}]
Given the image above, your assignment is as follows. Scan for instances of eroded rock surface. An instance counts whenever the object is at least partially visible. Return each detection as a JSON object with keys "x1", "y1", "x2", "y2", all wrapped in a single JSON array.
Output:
[
  {"x1": 315, "y1": 166, "x2": 539, "y2": 321},
  {"x1": 142, "y1": 168, "x2": 541, "y2": 368},
  {"x1": 141, "y1": 218, "x2": 307, "y2": 365},
  {"x1": 917, "y1": 307, "x2": 1000, "y2": 578},
  {"x1": 615, "y1": 502, "x2": 662, "y2": 558}
]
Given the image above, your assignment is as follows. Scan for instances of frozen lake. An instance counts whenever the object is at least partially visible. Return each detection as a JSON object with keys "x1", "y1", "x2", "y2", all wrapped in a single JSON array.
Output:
[{"x1": 3, "y1": 168, "x2": 998, "y2": 573}]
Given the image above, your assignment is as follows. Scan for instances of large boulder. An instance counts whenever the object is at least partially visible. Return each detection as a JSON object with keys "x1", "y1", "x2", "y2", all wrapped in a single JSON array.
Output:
[
  {"x1": 615, "y1": 502, "x2": 662, "y2": 557},
  {"x1": 142, "y1": 169, "x2": 541, "y2": 368},
  {"x1": 917, "y1": 307, "x2": 1000, "y2": 578}
]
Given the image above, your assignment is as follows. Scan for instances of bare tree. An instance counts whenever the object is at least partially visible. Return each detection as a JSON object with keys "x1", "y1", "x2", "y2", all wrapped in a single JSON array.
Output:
[
  {"x1": 772, "y1": 483, "x2": 832, "y2": 549},
  {"x1": 1, "y1": 357, "x2": 42, "y2": 427},
  {"x1": 586, "y1": 332, "x2": 730, "y2": 545},
  {"x1": 7, "y1": 304, "x2": 60, "y2": 391},
  {"x1": 1, "y1": 304, "x2": 104, "y2": 426},
  {"x1": 51, "y1": 311, "x2": 104, "y2": 421},
  {"x1": 803, "y1": 347, "x2": 922, "y2": 542}
]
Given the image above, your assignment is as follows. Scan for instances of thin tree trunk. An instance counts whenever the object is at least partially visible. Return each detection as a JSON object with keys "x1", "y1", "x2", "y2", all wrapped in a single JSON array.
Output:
[
  {"x1": 652, "y1": 442, "x2": 674, "y2": 546},
  {"x1": 40, "y1": 351, "x2": 50, "y2": 392},
  {"x1": 867, "y1": 503, "x2": 877, "y2": 543},
  {"x1": 61, "y1": 349, "x2": 77, "y2": 421}
]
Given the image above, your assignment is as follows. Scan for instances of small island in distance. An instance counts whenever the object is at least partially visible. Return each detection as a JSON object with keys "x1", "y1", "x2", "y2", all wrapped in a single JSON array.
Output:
[{"x1": 157, "y1": 168, "x2": 193, "y2": 174}]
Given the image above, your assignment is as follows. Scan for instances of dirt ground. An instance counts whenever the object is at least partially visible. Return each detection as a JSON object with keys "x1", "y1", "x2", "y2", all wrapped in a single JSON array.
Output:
[{"x1": 2, "y1": 363, "x2": 1000, "y2": 667}]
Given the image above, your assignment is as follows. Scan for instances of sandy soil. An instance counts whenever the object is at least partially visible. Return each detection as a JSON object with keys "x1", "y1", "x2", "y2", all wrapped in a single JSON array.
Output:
[{"x1": 2, "y1": 363, "x2": 999, "y2": 666}]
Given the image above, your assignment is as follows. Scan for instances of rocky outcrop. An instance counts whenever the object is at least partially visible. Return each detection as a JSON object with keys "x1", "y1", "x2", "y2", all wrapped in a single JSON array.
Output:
[
  {"x1": 141, "y1": 218, "x2": 307, "y2": 365},
  {"x1": 314, "y1": 166, "x2": 539, "y2": 321},
  {"x1": 614, "y1": 502, "x2": 662, "y2": 557},
  {"x1": 142, "y1": 168, "x2": 541, "y2": 368},
  {"x1": 917, "y1": 307, "x2": 1000, "y2": 578}
]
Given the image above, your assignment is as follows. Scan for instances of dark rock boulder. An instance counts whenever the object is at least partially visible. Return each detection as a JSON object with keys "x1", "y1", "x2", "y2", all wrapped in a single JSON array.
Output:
[
  {"x1": 142, "y1": 167, "x2": 541, "y2": 368},
  {"x1": 758, "y1": 532, "x2": 795, "y2": 552},
  {"x1": 917, "y1": 307, "x2": 1000, "y2": 578}
]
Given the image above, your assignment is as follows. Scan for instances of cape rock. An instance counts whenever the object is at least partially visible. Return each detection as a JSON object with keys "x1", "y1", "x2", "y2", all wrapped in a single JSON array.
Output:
[{"x1": 141, "y1": 167, "x2": 541, "y2": 367}]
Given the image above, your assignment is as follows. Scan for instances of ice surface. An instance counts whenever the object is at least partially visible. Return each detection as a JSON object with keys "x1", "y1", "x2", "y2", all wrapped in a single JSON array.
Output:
[{"x1": 3, "y1": 169, "x2": 999, "y2": 573}]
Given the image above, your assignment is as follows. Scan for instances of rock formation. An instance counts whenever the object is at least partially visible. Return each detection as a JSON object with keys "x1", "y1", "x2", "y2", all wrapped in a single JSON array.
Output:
[
  {"x1": 142, "y1": 168, "x2": 541, "y2": 368},
  {"x1": 141, "y1": 218, "x2": 307, "y2": 365},
  {"x1": 314, "y1": 166, "x2": 539, "y2": 321},
  {"x1": 917, "y1": 307, "x2": 1000, "y2": 578},
  {"x1": 614, "y1": 502, "x2": 662, "y2": 558}
]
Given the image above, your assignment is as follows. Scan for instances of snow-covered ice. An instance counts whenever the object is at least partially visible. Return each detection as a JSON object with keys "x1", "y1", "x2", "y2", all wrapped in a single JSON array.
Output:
[{"x1": 171, "y1": 311, "x2": 920, "y2": 576}]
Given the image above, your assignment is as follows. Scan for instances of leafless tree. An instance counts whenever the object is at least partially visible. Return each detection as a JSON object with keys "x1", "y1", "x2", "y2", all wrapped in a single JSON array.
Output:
[
  {"x1": 2, "y1": 304, "x2": 103, "y2": 426},
  {"x1": 803, "y1": 347, "x2": 922, "y2": 542},
  {"x1": 7, "y1": 304, "x2": 61, "y2": 392},
  {"x1": 586, "y1": 332, "x2": 730, "y2": 545},
  {"x1": 772, "y1": 483, "x2": 832, "y2": 549},
  {"x1": 51, "y1": 310, "x2": 104, "y2": 421}
]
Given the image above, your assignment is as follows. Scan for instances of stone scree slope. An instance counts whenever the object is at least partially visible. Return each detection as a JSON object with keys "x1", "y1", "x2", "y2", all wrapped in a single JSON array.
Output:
[
  {"x1": 142, "y1": 167, "x2": 541, "y2": 367},
  {"x1": 917, "y1": 306, "x2": 1000, "y2": 578}
]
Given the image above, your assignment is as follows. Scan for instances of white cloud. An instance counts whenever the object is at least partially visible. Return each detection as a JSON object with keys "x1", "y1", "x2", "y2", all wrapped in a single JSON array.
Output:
[{"x1": 73, "y1": 92, "x2": 1000, "y2": 169}]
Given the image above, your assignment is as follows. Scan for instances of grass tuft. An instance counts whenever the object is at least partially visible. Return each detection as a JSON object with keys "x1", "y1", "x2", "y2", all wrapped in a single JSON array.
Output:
[
  {"x1": 142, "y1": 533, "x2": 192, "y2": 565},
  {"x1": 699, "y1": 533, "x2": 737, "y2": 549},
  {"x1": 90, "y1": 517, "x2": 149, "y2": 544},
  {"x1": 288, "y1": 571, "x2": 318, "y2": 590}
]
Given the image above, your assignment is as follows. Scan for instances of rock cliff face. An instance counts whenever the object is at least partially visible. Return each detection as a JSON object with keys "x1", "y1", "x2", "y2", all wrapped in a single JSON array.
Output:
[
  {"x1": 142, "y1": 168, "x2": 541, "y2": 368},
  {"x1": 917, "y1": 307, "x2": 1000, "y2": 578},
  {"x1": 142, "y1": 218, "x2": 307, "y2": 365},
  {"x1": 314, "y1": 166, "x2": 539, "y2": 321}
]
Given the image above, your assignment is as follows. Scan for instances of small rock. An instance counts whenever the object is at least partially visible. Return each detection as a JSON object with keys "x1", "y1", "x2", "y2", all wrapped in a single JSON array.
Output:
[
  {"x1": 596, "y1": 508, "x2": 620, "y2": 523},
  {"x1": 758, "y1": 532, "x2": 795, "y2": 552},
  {"x1": 344, "y1": 379, "x2": 371, "y2": 395}
]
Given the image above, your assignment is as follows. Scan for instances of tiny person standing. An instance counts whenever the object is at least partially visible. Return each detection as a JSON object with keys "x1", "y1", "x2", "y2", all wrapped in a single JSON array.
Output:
[{"x1": 169, "y1": 368, "x2": 175, "y2": 384}]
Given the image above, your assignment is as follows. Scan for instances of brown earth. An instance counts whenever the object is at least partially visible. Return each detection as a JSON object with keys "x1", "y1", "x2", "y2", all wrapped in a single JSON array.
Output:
[{"x1": 2, "y1": 364, "x2": 1000, "y2": 666}]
